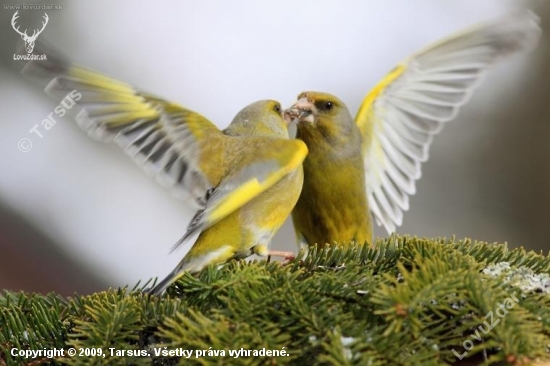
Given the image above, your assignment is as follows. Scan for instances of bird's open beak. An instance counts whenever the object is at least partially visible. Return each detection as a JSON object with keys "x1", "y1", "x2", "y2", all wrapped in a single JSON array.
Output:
[
  {"x1": 284, "y1": 108, "x2": 311, "y2": 123},
  {"x1": 284, "y1": 97, "x2": 315, "y2": 124}
]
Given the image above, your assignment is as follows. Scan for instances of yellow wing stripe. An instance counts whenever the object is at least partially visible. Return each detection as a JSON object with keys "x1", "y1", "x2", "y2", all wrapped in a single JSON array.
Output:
[
  {"x1": 207, "y1": 140, "x2": 308, "y2": 225},
  {"x1": 69, "y1": 68, "x2": 220, "y2": 138},
  {"x1": 356, "y1": 65, "x2": 405, "y2": 132},
  {"x1": 83, "y1": 93, "x2": 147, "y2": 104},
  {"x1": 99, "y1": 109, "x2": 160, "y2": 126},
  {"x1": 355, "y1": 64, "x2": 406, "y2": 156},
  {"x1": 88, "y1": 103, "x2": 156, "y2": 115},
  {"x1": 208, "y1": 179, "x2": 273, "y2": 224},
  {"x1": 69, "y1": 67, "x2": 136, "y2": 94},
  {"x1": 290, "y1": 140, "x2": 309, "y2": 168}
]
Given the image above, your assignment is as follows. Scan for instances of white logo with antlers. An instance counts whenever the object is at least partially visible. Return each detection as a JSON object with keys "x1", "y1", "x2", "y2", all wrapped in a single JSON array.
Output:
[{"x1": 11, "y1": 11, "x2": 49, "y2": 54}]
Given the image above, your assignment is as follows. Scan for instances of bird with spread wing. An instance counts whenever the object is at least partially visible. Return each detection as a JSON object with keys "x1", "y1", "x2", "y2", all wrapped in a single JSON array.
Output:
[
  {"x1": 286, "y1": 11, "x2": 541, "y2": 248},
  {"x1": 22, "y1": 48, "x2": 307, "y2": 295}
]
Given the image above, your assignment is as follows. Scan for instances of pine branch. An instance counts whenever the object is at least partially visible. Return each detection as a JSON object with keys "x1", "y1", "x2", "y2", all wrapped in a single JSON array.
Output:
[{"x1": 1, "y1": 236, "x2": 549, "y2": 365}]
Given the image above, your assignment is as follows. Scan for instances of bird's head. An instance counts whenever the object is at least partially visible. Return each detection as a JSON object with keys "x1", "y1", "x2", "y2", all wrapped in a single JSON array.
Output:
[
  {"x1": 225, "y1": 100, "x2": 289, "y2": 138},
  {"x1": 284, "y1": 91, "x2": 354, "y2": 143}
]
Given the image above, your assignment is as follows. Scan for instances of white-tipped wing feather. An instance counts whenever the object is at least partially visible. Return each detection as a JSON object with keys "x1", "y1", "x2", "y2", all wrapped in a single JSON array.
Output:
[
  {"x1": 23, "y1": 55, "x2": 221, "y2": 209},
  {"x1": 355, "y1": 11, "x2": 541, "y2": 234}
]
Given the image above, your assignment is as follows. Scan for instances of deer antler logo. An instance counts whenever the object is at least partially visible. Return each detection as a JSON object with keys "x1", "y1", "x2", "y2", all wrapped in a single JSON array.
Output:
[{"x1": 11, "y1": 11, "x2": 49, "y2": 54}]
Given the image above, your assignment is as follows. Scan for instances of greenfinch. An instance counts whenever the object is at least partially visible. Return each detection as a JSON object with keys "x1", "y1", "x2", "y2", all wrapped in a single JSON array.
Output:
[
  {"x1": 148, "y1": 100, "x2": 306, "y2": 295},
  {"x1": 286, "y1": 11, "x2": 541, "y2": 248},
  {"x1": 22, "y1": 49, "x2": 307, "y2": 295}
]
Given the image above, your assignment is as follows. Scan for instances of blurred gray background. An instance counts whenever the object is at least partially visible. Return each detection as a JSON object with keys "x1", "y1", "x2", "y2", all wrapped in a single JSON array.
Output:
[{"x1": 1, "y1": 0, "x2": 548, "y2": 295}]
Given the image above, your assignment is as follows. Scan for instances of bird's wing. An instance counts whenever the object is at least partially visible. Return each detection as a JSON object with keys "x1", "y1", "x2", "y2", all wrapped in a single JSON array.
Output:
[
  {"x1": 172, "y1": 138, "x2": 308, "y2": 251},
  {"x1": 354, "y1": 11, "x2": 540, "y2": 234},
  {"x1": 22, "y1": 44, "x2": 309, "y2": 249},
  {"x1": 22, "y1": 46, "x2": 225, "y2": 210}
]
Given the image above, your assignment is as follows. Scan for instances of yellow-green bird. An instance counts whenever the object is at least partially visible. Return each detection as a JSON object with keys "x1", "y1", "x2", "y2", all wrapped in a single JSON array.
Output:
[
  {"x1": 148, "y1": 100, "x2": 306, "y2": 295},
  {"x1": 286, "y1": 11, "x2": 541, "y2": 248},
  {"x1": 22, "y1": 46, "x2": 307, "y2": 295}
]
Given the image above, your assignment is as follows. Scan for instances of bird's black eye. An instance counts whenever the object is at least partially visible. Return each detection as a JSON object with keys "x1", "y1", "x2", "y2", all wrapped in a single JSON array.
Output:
[
  {"x1": 315, "y1": 100, "x2": 335, "y2": 112},
  {"x1": 273, "y1": 104, "x2": 281, "y2": 113}
]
